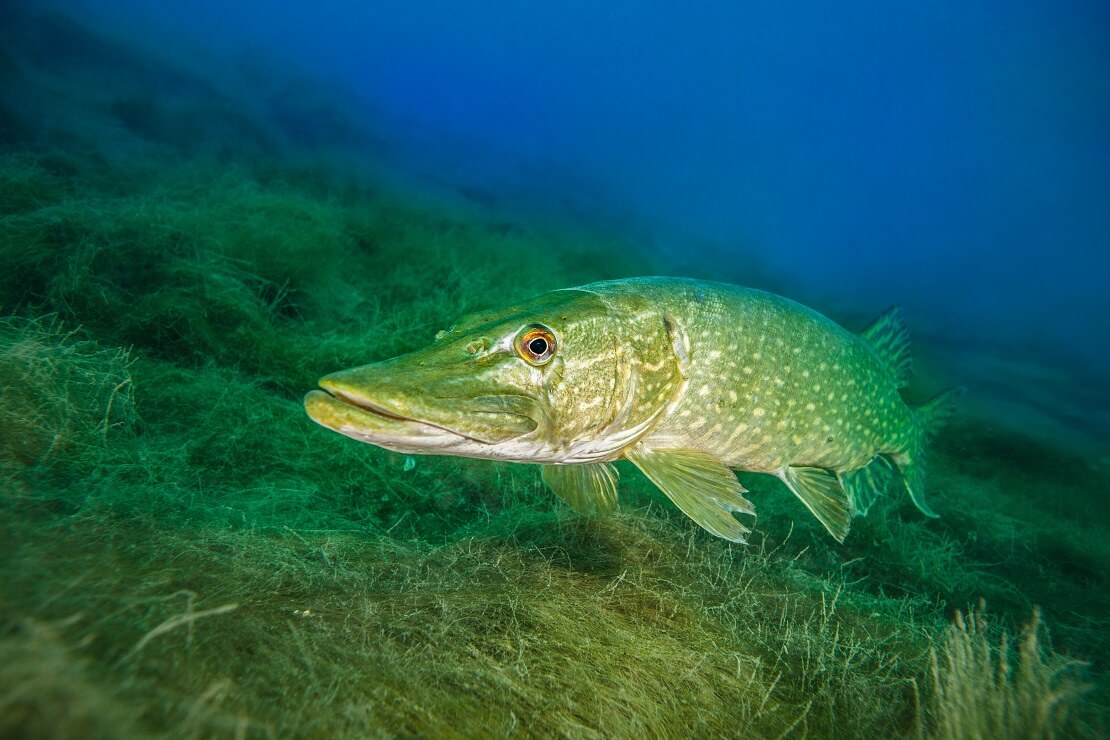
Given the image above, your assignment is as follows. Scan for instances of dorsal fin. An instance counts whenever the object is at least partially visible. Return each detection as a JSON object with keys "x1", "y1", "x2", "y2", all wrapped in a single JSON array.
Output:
[{"x1": 861, "y1": 306, "x2": 913, "y2": 388}]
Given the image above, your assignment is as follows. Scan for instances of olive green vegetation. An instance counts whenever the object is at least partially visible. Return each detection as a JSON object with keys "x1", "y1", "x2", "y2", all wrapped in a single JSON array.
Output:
[
  {"x1": 0, "y1": 9, "x2": 1107, "y2": 734},
  {"x1": 0, "y1": 144, "x2": 1105, "y2": 739}
]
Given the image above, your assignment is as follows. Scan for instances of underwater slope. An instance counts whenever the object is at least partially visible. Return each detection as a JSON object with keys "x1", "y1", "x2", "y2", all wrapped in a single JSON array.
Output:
[{"x1": 1, "y1": 5, "x2": 1106, "y2": 737}]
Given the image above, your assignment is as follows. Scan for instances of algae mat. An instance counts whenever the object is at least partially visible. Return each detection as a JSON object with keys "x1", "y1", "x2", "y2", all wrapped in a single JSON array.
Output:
[
  {"x1": 0, "y1": 148, "x2": 1105, "y2": 738},
  {"x1": 0, "y1": 6, "x2": 1107, "y2": 734}
]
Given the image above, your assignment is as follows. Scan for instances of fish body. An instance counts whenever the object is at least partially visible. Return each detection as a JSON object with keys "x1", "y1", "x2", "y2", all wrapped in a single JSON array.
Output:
[{"x1": 305, "y1": 278, "x2": 961, "y2": 543}]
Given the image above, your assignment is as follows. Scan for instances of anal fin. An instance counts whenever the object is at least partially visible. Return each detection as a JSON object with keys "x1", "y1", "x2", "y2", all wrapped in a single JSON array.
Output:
[
  {"x1": 839, "y1": 455, "x2": 896, "y2": 517},
  {"x1": 541, "y1": 462, "x2": 620, "y2": 516},
  {"x1": 625, "y1": 444, "x2": 755, "y2": 544},
  {"x1": 900, "y1": 458, "x2": 939, "y2": 518},
  {"x1": 779, "y1": 466, "x2": 852, "y2": 543}
]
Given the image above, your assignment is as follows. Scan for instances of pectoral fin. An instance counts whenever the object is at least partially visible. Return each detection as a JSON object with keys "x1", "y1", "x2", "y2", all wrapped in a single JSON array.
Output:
[
  {"x1": 541, "y1": 462, "x2": 620, "y2": 516},
  {"x1": 625, "y1": 444, "x2": 755, "y2": 543},
  {"x1": 779, "y1": 466, "x2": 852, "y2": 542}
]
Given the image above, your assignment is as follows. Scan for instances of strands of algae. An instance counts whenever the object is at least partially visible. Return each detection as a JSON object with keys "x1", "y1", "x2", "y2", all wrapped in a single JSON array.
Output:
[
  {"x1": 0, "y1": 145, "x2": 1101, "y2": 738},
  {"x1": 0, "y1": 316, "x2": 134, "y2": 468},
  {"x1": 0, "y1": 7, "x2": 1105, "y2": 727},
  {"x1": 925, "y1": 602, "x2": 1089, "y2": 740}
]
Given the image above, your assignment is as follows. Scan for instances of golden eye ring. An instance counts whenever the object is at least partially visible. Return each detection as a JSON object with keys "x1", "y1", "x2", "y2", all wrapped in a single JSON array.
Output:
[{"x1": 516, "y1": 325, "x2": 557, "y2": 365}]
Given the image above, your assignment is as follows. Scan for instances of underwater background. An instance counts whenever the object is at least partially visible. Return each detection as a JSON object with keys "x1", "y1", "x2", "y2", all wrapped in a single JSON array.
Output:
[{"x1": 1, "y1": 0, "x2": 1107, "y2": 736}]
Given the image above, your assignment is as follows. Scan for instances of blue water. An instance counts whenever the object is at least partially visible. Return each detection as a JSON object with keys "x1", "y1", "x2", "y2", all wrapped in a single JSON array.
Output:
[
  {"x1": 51, "y1": 0, "x2": 1110, "y2": 373},
  {"x1": 3, "y1": 3, "x2": 1109, "y2": 733}
]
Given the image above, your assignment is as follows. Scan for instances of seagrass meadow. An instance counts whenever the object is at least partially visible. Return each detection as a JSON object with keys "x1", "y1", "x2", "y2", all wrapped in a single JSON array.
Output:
[{"x1": 1, "y1": 5, "x2": 1107, "y2": 738}]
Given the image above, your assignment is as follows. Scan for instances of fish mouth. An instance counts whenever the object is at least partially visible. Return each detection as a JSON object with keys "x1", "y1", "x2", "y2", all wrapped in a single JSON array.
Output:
[
  {"x1": 326, "y1": 387, "x2": 419, "y2": 424},
  {"x1": 305, "y1": 386, "x2": 492, "y2": 445},
  {"x1": 305, "y1": 380, "x2": 536, "y2": 449}
]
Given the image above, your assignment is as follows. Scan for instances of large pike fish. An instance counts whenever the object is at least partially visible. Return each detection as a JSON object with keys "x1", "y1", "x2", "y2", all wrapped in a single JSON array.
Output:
[{"x1": 305, "y1": 278, "x2": 961, "y2": 543}]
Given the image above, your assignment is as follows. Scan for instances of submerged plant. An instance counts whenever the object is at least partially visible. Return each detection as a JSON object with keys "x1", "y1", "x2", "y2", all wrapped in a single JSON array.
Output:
[
  {"x1": 0, "y1": 127, "x2": 1105, "y2": 734},
  {"x1": 925, "y1": 602, "x2": 1090, "y2": 739},
  {"x1": 0, "y1": 316, "x2": 134, "y2": 468}
]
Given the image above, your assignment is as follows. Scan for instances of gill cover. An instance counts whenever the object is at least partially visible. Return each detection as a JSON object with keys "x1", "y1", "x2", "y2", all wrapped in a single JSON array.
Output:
[{"x1": 305, "y1": 288, "x2": 686, "y2": 464}]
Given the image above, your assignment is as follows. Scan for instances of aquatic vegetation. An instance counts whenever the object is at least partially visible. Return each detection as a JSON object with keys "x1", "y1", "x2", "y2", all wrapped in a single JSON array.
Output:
[
  {"x1": 0, "y1": 316, "x2": 134, "y2": 469},
  {"x1": 0, "y1": 8, "x2": 1105, "y2": 737},
  {"x1": 927, "y1": 604, "x2": 1090, "y2": 739},
  {"x1": 0, "y1": 143, "x2": 1102, "y2": 737}
]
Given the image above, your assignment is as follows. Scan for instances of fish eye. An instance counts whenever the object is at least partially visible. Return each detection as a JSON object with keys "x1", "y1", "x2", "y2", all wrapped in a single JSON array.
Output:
[{"x1": 516, "y1": 325, "x2": 557, "y2": 365}]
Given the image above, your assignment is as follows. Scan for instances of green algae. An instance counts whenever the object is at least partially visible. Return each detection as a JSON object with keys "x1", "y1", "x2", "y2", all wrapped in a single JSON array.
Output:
[
  {"x1": 0, "y1": 8, "x2": 1106, "y2": 737},
  {"x1": 0, "y1": 144, "x2": 1103, "y2": 738}
]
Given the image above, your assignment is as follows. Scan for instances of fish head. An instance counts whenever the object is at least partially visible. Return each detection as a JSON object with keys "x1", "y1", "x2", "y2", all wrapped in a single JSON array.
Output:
[{"x1": 304, "y1": 287, "x2": 684, "y2": 462}]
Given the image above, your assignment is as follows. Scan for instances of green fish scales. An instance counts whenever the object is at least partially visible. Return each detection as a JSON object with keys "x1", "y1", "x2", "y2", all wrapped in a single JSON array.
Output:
[{"x1": 306, "y1": 278, "x2": 962, "y2": 544}]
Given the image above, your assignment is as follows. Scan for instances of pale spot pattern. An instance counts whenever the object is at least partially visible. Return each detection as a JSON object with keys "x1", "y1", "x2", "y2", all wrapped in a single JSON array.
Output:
[{"x1": 608, "y1": 278, "x2": 918, "y2": 475}]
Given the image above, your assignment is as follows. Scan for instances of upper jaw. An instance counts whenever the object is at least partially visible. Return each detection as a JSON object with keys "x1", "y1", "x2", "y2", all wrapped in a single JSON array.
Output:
[
  {"x1": 321, "y1": 381, "x2": 418, "y2": 424},
  {"x1": 307, "y1": 373, "x2": 538, "y2": 450},
  {"x1": 304, "y1": 389, "x2": 463, "y2": 451}
]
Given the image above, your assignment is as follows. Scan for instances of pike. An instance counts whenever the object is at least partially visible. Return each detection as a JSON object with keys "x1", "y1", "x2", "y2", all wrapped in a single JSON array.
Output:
[{"x1": 304, "y1": 278, "x2": 962, "y2": 543}]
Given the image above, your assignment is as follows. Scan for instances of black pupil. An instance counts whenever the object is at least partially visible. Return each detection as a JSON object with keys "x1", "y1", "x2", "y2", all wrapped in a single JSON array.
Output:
[{"x1": 528, "y1": 336, "x2": 549, "y2": 356}]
